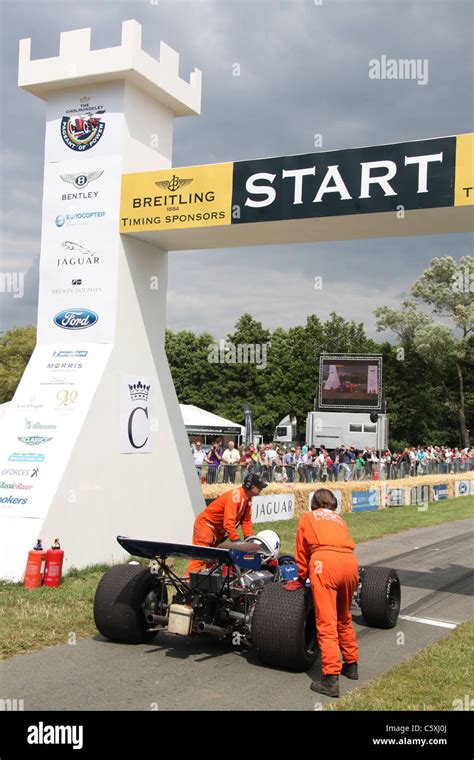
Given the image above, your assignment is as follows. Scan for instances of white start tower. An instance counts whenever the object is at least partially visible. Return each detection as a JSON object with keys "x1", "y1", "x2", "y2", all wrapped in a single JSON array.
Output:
[{"x1": 0, "y1": 20, "x2": 205, "y2": 581}]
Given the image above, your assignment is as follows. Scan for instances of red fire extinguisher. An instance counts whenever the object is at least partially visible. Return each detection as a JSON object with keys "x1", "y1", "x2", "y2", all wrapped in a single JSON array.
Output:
[
  {"x1": 43, "y1": 538, "x2": 64, "y2": 587},
  {"x1": 24, "y1": 539, "x2": 47, "y2": 589}
]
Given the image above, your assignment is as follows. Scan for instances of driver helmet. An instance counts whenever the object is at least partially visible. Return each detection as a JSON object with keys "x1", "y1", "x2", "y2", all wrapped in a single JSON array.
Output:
[{"x1": 246, "y1": 530, "x2": 281, "y2": 559}]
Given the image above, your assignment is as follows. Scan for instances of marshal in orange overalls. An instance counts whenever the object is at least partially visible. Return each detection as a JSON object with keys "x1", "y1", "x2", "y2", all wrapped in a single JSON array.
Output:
[
  {"x1": 186, "y1": 486, "x2": 253, "y2": 575},
  {"x1": 295, "y1": 508, "x2": 359, "y2": 675}
]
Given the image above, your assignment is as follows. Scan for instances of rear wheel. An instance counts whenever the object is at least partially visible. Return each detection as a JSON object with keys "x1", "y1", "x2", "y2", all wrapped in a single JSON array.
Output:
[
  {"x1": 94, "y1": 564, "x2": 166, "y2": 643},
  {"x1": 251, "y1": 584, "x2": 318, "y2": 671},
  {"x1": 359, "y1": 566, "x2": 401, "y2": 629}
]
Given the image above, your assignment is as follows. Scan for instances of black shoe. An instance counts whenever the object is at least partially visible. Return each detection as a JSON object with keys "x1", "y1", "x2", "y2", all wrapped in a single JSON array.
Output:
[
  {"x1": 341, "y1": 661, "x2": 359, "y2": 680},
  {"x1": 310, "y1": 674, "x2": 339, "y2": 698}
]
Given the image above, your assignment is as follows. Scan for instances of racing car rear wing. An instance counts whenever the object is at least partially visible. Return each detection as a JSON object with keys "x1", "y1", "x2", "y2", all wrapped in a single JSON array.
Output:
[{"x1": 116, "y1": 536, "x2": 264, "y2": 570}]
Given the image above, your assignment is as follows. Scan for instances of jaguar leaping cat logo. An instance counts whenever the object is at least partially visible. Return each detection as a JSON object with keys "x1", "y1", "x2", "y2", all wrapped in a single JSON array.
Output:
[{"x1": 61, "y1": 241, "x2": 95, "y2": 255}]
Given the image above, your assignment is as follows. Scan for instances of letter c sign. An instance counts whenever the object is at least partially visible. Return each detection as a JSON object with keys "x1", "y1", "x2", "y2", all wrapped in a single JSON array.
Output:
[{"x1": 128, "y1": 406, "x2": 149, "y2": 449}]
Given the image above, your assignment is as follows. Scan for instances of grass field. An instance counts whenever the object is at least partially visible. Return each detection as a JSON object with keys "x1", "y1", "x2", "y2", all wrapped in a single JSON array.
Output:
[
  {"x1": 329, "y1": 618, "x2": 474, "y2": 711},
  {"x1": 1, "y1": 495, "x2": 472, "y2": 661}
]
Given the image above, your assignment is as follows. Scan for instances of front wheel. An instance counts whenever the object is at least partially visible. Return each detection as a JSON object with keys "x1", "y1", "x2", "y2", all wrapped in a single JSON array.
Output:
[{"x1": 251, "y1": 584, "x2": 318, "y2": 672}]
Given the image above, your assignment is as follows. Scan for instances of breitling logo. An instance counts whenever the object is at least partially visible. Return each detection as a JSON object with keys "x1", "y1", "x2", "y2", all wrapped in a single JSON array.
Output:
[{"x1": 155, "y1": 175, "x2": 193, "y2": 192}]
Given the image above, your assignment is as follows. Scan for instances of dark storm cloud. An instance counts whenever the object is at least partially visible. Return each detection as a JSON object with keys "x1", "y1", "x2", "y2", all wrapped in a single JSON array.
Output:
[{"x1": 0, "y1": 0, "x2": 472, "y2": 338}]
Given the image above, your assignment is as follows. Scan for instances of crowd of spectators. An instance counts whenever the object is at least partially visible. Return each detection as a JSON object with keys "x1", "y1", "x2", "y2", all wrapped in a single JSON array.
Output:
[{"x1": 191, "y1": 439, "x2": 474, "y2": 484}]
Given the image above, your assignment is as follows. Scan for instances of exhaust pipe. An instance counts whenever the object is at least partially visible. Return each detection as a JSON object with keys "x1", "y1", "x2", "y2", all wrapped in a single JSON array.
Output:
[
  {"x1": 196, "y1": 621, "x2": 229, "y2": 637},
  {"x1": 227, "y1": 610, "x2": 245, "y2": 621}
]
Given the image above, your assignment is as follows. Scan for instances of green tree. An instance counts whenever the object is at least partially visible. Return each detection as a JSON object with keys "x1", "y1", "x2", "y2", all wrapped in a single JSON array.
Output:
[
  {"x1": 374, "y1": 256, "x2": 474, "y2": 447},
  {"x1": 0, "y1": 326, "x2": 36, "y2": 403}
]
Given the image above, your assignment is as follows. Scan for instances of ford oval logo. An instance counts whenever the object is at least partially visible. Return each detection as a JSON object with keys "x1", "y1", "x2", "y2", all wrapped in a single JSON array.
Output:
[{"x1": 53, "y1": 309, "x2": 98, "y2": 330}]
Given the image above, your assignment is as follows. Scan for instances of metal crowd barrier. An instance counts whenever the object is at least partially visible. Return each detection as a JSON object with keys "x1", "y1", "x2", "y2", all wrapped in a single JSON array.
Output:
[{"x1": 193, "y1": 459, "x2": 474, "y2": 485}]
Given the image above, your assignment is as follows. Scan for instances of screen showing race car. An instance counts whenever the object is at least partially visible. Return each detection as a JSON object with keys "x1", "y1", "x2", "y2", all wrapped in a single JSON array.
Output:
[{"x1": 318, "y1": 354, "x2": 383, "y2": 411}]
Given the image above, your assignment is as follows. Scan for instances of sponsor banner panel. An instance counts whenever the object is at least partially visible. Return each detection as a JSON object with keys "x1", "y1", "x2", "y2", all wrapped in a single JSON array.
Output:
[
  {"x1": 120, "y1": 377, "x2": 153, "y2": 454},
  {"x1": 252, "y1": 493, "x2": 295, "y2": 523},
  {"x1": 308, "y1": 489, "x2": 342, "y2": 514},
  {"x1": 455, "y1": 480, "x2": 470, "y2": 497},
  {"x1": 38, "y1": 154, "x2": 122, "y2": 343},
  {"x1": 454, "y1": 133, "x2": 474, "y2": 206},
  {"x1": 0, "y1": 344, "x2": 112, "y2": 518},
  {"x1": 432, "y1": 483, "x2": 449, "y2": 501},
  {"x1": 120, "y1": 162, "x2": 233, "y2": 232},
  {"x1": 351, "y1": 489, "x2": 379, "y2": 512},
  {"x1": 231, "y1": 136, "x2": 456, "y2": 224},
  {"x1": 120, "y1": 135, "x2": 472, "y2": 233},
  {"x1": 44, "y1": 84, "x2": 124, "y2": 163}
]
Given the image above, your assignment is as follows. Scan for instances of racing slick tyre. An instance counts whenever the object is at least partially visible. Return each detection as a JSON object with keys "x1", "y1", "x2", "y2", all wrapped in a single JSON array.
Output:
[
  {"x1": 359, "y1": 566, "x2": 401, "y2": 629},
  {"x1": 94, "y1": 564, "x2": 165, "y2": 644},
  {"x1": 251, "y1": 584, "x2": 318, "y2": 672}
]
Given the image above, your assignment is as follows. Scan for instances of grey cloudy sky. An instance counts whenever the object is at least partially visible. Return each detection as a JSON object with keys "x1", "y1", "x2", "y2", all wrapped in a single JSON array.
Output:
[{"x1": 0, "y1": 0, "x2": 473, "y2": 341}]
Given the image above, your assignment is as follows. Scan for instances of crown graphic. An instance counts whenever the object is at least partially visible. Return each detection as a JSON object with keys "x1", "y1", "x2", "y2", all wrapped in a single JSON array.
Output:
[
  {"x1": 80, "y1": 96, "x2": 90, "y2": 103},
  {"x1": 128, "y1": 381, "x2": 150, "y2": 401}
]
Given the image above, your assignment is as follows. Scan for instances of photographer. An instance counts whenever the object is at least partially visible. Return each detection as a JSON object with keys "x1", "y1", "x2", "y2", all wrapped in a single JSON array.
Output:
[{"x1": 205, "y1": 439, "x2": 222, "y2": 484}]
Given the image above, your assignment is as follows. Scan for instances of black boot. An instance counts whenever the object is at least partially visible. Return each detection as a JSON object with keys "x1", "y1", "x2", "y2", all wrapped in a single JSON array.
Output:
[
  {"x1": 341, "y1": 661, "x2": 359, "y2": 680},
  {"x1": 310, "y1": 674, "x2": 339, "y2": 698}
]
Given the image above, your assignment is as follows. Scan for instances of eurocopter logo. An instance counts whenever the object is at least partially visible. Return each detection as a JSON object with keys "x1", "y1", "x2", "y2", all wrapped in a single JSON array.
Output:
[
  {"x1": 128, "y1": 381, "x2": 150, "y2": 401},
  {"x1": 60, "y1": 99, "x2": 106, "y2": 152},
  {"x1": 155, "y1": 175, "x2": 193, "y2": 192},
  {"x1": 55, "y1": 211, "x2": 105, "y2": 227}
]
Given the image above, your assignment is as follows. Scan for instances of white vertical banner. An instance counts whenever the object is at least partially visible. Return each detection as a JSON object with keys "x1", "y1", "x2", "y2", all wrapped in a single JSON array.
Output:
[
  {"x1": 0, "y1": 344, "x2": 112, "y2": 519},
  {"x1": 37, "y1": 84, "x2": 125, "y2": 344},
  {"x1": 120, "y1": 377, "x2": 153, "y2": 454}
]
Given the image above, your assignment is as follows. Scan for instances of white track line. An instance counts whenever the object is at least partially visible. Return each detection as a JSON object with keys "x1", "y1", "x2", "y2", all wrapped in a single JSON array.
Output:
[{"x1": 399, "y1": 614, "x2": 458, "y2": 629}]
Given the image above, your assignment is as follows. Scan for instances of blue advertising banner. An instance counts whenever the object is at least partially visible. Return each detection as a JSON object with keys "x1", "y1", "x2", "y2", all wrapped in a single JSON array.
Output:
[
  {"x1": 432, "y1": 484, "x2": 449, "y2": 501},
  {"x1": 352, "y1": 490, "x2": 379, "y2": 512}
]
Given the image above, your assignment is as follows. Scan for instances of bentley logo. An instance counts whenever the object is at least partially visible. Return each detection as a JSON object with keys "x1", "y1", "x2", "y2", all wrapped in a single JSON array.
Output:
[
  {"x1": 155, "y1": 175, "x2": 193, "y2": 192},
  {"x1": 60, "y1": 171, "x2": 104, "y2": 189}
]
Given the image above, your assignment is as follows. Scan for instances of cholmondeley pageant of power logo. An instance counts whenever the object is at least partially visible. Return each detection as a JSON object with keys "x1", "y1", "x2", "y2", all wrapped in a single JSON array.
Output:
[{"x1": 60, "y1": 97, "x2": 106, "y2": 152}]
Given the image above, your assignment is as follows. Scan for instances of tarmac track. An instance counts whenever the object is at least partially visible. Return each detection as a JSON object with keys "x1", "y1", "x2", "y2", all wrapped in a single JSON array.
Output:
[{"x1": 0, "y1": 518, "x2": 473, "y2": 711}]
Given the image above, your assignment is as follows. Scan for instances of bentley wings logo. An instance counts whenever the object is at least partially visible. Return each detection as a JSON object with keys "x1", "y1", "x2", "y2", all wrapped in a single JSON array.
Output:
[
  {"x1": 155, "y1": 174, "x2": 193, "y2": 192},
  {"x1": 60, "y1": 170, "x2": 104, "y2": 189}
]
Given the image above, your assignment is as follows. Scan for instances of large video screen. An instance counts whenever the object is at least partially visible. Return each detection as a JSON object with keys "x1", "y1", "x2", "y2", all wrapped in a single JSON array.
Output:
[{"x1": 318, "y1": 354, "x2": 383, "y2": 412}]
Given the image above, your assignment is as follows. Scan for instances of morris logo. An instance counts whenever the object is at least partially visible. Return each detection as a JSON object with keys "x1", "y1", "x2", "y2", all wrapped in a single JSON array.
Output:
[{"x1": 53, "y1": 309, "x2": 98, "y2": 330}]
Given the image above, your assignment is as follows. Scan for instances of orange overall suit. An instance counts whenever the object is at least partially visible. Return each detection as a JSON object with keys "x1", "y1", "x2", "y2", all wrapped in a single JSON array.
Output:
[
  {"x1": 186, "y1": 486, "x2": 253, "y2": 575},
  {"x1": 295, "y1": 509, "x2": 359, "y2": 675}
]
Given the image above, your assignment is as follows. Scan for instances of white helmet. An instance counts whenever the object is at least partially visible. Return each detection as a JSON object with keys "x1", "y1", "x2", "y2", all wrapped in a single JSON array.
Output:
[{"x1": 246, "y1": 530, "x2": 281, "y2": 558}]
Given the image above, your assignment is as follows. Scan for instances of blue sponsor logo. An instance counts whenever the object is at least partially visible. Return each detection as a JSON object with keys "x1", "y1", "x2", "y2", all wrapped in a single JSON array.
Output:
[
  {"x1": 52, "y1": 351, "x2": 88, "y2": 357},
  {"x1": 458, "y1": 481, "x2": 468, "y2": 496},
  {"x1": 352, "y1": 490, "x2": 379, "y2": 512},
  {"x1": 55, "y1": 211, "x2": 105, "y2": 225},
  {"x1": 54, "y1": 309, "x2": 98, "y2": 330},
  {"x1": 8, "y1": 453, "x2": 45, "y2": 463},
  {"x1": 432, "y1": 484, "x2": 449, "y2": 501},
  {"x1": 0, "y1": 495, "x2": 29, "y2": 506}
]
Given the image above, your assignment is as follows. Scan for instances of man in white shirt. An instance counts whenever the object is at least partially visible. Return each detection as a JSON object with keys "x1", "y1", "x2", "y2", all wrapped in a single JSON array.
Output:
[
  {"x1": 192, "y1": 440, "x2": 206, "y2": 478},
  {"x1": 222, "y1": 440, "x2": 241, "y2": 483}
]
